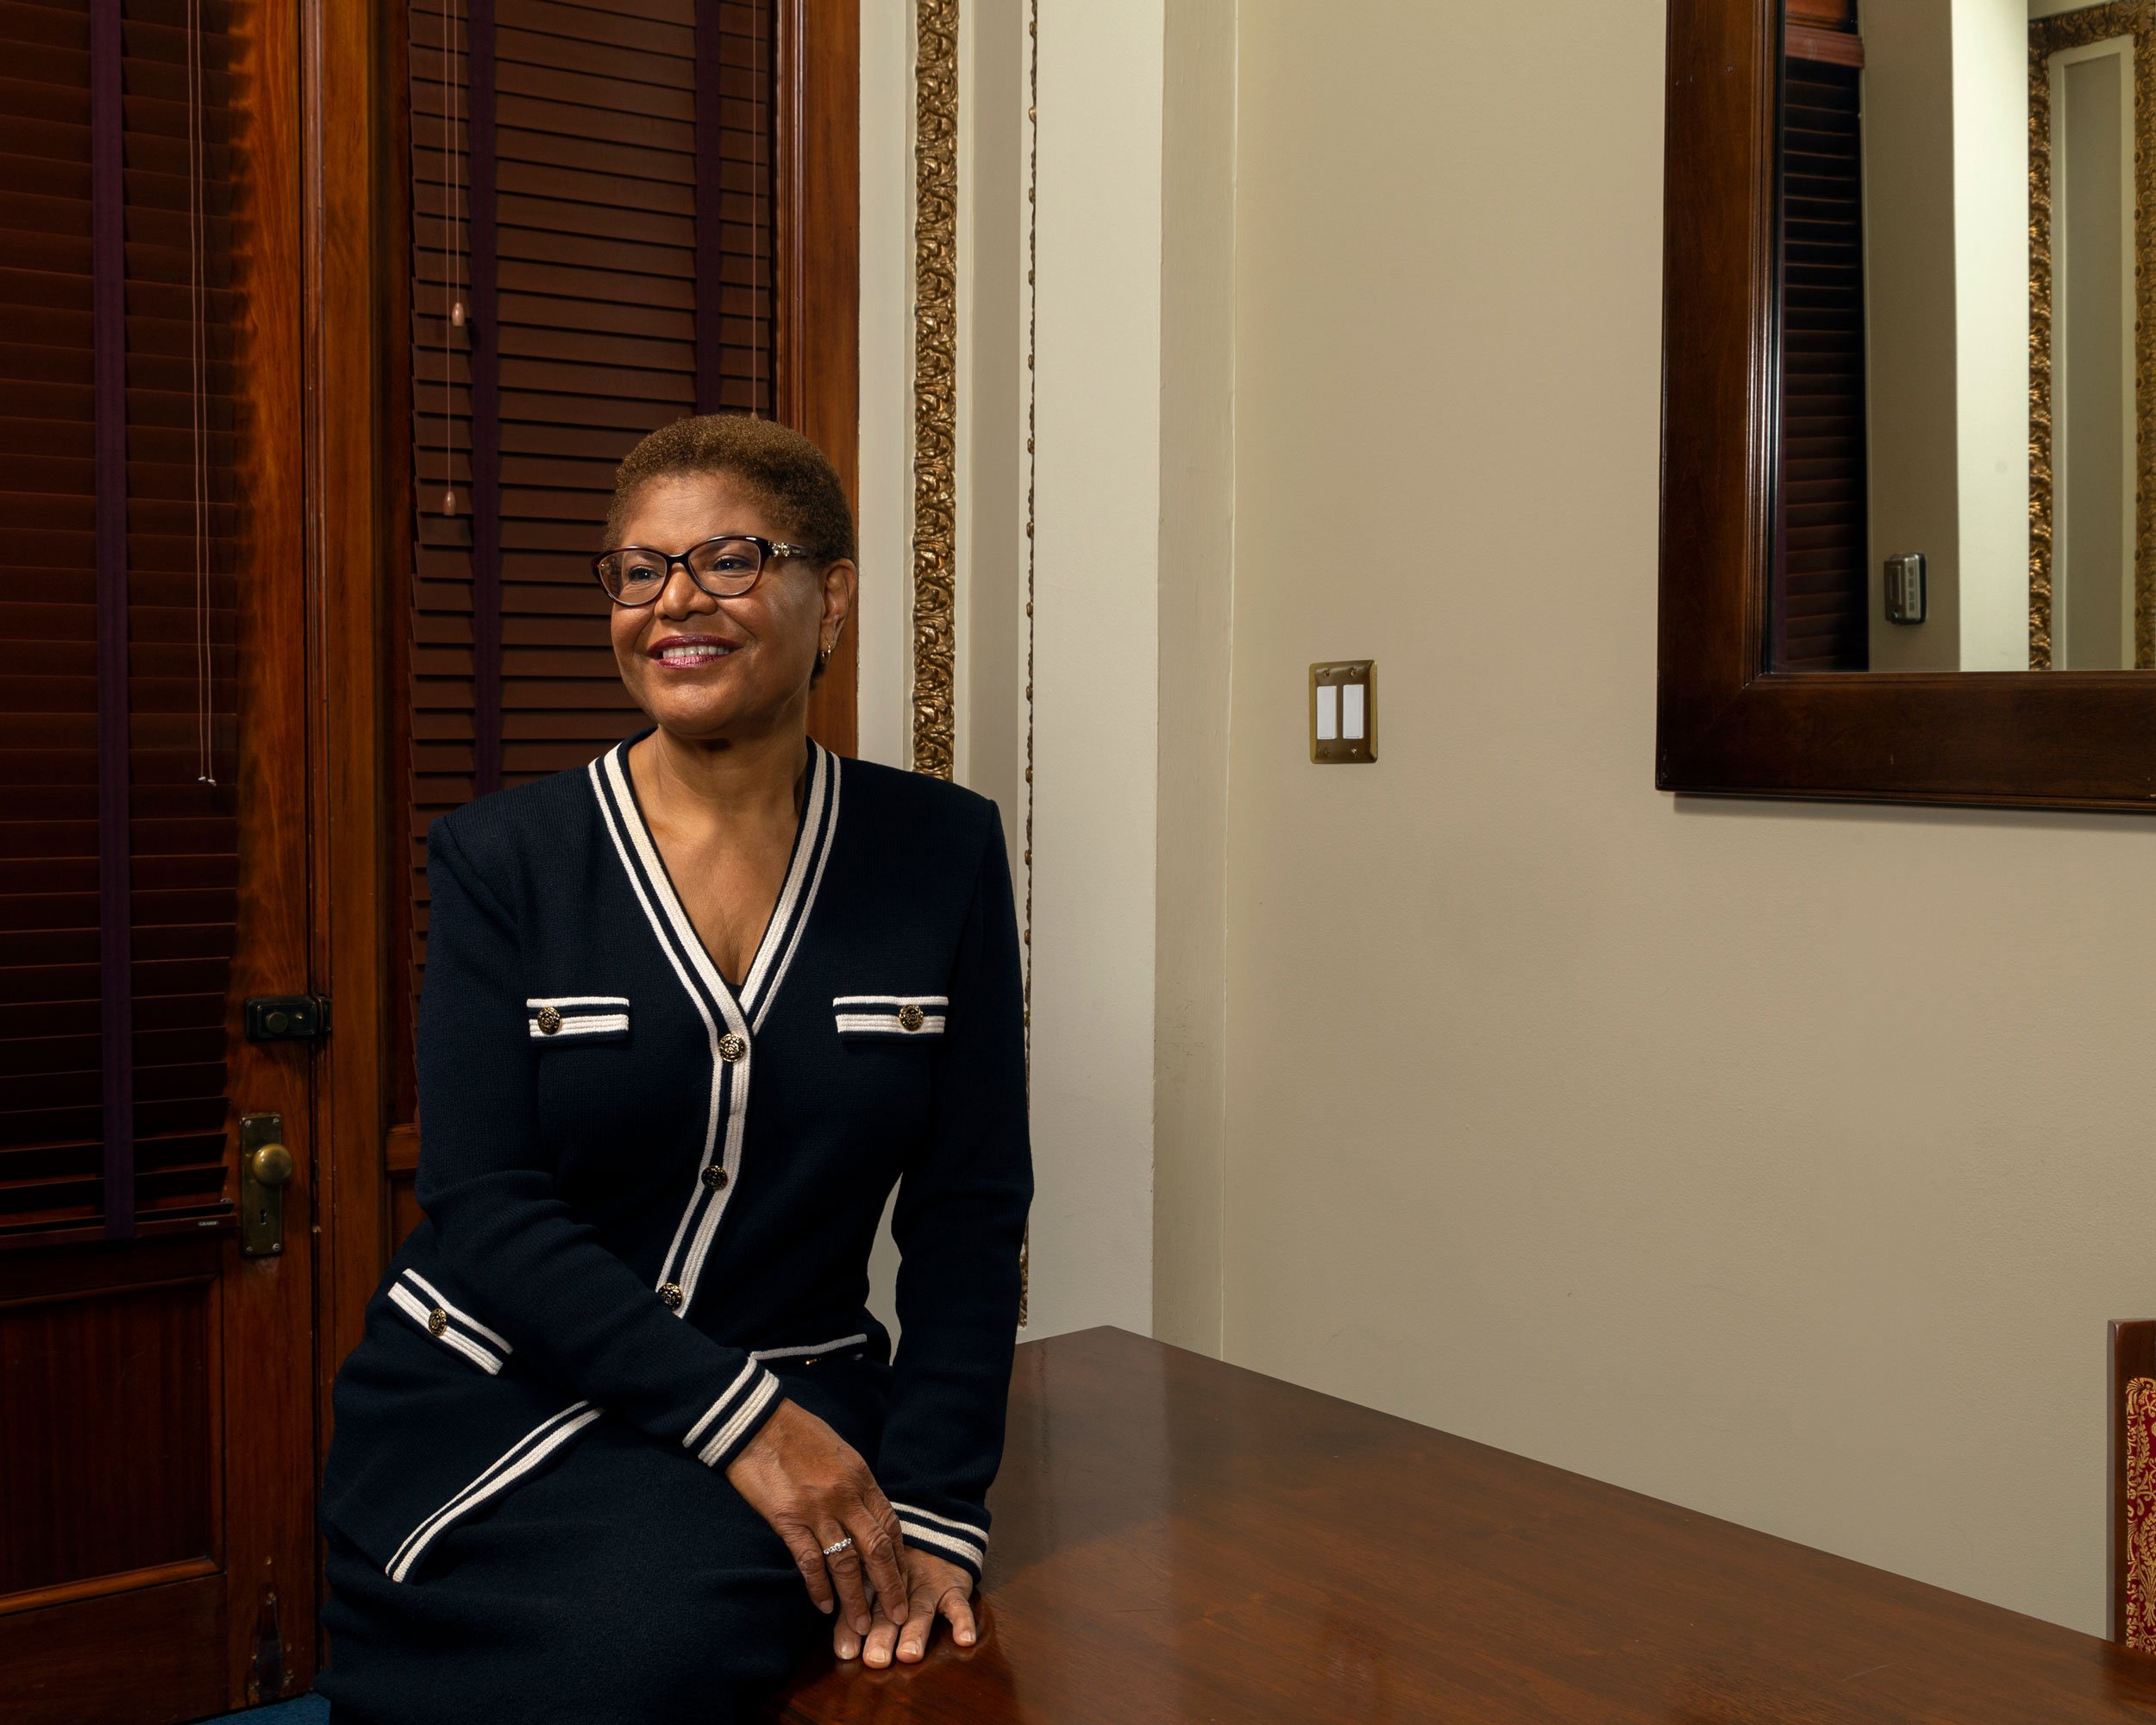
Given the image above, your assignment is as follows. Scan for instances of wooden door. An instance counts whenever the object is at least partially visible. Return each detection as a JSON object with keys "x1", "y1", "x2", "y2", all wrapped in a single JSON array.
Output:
[
  {"x1": 0, "y1": 1, "x2": 318, "y2": 1717},
  {"x1": 379, "y1": 0, "x2": 859, "y2": 1237}
]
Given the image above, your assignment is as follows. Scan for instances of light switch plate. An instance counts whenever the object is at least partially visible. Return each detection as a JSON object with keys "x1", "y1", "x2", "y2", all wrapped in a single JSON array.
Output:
[
  {"x1": 1883, "y1": 552, "x2": 1926, "y2": 624},
  {"x1": 1310, "y1": 662, "x2": 1376, "y2": 763}
]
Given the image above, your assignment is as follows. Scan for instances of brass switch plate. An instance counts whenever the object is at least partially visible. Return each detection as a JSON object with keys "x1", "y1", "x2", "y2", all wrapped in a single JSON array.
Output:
[{"x1": 1310, "y1": 662, "x2": 1376, "y2": 763}]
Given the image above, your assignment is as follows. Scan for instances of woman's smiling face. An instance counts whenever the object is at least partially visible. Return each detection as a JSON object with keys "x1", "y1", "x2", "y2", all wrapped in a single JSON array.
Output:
[{"x1": 606, "y1": 471, "x2": 854, "y2": 743}]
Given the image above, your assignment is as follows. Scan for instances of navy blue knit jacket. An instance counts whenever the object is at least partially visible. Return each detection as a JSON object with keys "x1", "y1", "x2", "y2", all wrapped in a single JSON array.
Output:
[{"x1": 320, "y1": 732, "x2": 1032, "y2": 1587}]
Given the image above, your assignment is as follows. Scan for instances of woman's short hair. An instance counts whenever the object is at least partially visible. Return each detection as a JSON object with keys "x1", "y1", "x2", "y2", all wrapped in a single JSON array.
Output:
[{"x1": 604, "y1": 413, "x2": 856, "y2": 567}]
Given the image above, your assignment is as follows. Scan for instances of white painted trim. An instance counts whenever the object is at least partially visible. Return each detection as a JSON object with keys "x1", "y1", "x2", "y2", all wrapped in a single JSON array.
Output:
[
  {"x1": 2046, "y1": 34, "x2": 2138, "y2": 668},
  {"x1": 856, "y1": 0, "x2": 914, "y2": 768},
  {"x1": 954, "y1": 0, "x2": 976, "y2": 788},
  {"x1": 1021, "y1": 0, "x2": 1163, "y2": 1339}
]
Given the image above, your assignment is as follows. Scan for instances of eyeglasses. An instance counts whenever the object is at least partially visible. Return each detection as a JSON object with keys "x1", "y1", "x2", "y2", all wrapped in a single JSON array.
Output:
[{"x1": 591, "y1": 534, "x2": 818, "y2": 607}]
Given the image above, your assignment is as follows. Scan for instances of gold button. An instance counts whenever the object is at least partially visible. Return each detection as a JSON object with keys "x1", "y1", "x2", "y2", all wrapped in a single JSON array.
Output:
[
  {"x1": 898, "y1": 1003, "x2": 925, "y2": 1032},
  {"x1": 426, "y1": 1307, "x2": 448, "y2": 1337},
  {"x1": 536, "y1": 1006, "x2": 562, "y2": 1035},
  {"x1": 659, "y1": 1282, "x2": 685, "y2": 1310},
  {"x1": 702, "y1": 1165, "x2": 729, "y2": 1192},
  {"x1": 718, "y1": 1032, "x2": 747, "y2": 1063}
]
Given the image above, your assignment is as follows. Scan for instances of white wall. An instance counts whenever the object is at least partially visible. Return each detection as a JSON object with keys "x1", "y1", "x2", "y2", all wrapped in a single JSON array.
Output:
[
  {"x1": 1221, "y1": 0, "x2": 2156, "y2": 1638},
  {"x1": 1863, "y1": 0, "x2": 2029, "y2": 668},
  {"x1": 1864, "y1": 0, "x2": 1963, "y2": 668},
  {"x1": 1013, "y1": 0, "x2": 1164, "y2": 1339},
  {"x1": 1153, "y1": 0, "x2": 1237, "y2": 1354}
]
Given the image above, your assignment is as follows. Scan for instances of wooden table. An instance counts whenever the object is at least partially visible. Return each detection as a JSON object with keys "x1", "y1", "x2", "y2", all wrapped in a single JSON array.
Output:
[{"x1": 774, "y1": 1326, "x2": 2156, "y2": 1723}]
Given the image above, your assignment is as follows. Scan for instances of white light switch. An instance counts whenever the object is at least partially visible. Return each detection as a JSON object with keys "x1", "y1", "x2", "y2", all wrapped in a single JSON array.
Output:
[
  {"x1": 1316, "y1": 685, "x2": 1338, "y2": 742},
  {"x1": 1342, "y1": 684, "x2": 1365, "y2": 741}
]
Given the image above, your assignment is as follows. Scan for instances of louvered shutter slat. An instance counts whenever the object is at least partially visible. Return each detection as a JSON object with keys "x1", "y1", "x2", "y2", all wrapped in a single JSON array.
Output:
[{"x1": 0, "y1": 0, "x2": 244, "y2": 1244}]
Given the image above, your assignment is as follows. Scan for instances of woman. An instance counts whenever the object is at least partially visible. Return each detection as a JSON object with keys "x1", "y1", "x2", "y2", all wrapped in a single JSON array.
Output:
[{"x1": 318, "y1": 416, "x2": 1033, "y2": 1722}]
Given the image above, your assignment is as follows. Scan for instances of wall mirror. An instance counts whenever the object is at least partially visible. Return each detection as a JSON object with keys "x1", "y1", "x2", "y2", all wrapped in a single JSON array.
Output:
[{"x1": 1660, "y1": 0, "x2": 2156, "y2": 808}]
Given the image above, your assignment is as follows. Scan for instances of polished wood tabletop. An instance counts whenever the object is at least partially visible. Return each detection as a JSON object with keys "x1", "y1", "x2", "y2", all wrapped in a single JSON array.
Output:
[{"x1": 773, "y1": 1326, "x2": 2156, "y2": 1723}]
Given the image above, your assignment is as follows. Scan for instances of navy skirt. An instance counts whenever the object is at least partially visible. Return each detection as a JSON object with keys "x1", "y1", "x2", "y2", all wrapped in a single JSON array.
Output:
[{"x1": 318, "y1": 1355, "x2": 887, "y2": 1725}]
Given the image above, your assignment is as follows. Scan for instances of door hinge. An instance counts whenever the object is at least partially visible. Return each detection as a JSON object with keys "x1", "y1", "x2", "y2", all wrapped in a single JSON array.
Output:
[{"x1": 244, "y1": 994, "x2": 330, "y2": 1043}]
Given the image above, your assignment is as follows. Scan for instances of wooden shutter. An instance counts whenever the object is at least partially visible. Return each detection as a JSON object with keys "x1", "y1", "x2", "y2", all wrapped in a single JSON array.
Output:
[
  {"x1": 0, "y1": 0, "x2": 244, "y2": 1244},
  {"x1": 398, "y1": 0, "x2": 778, "y2": 1118},
  {"x1": 1777, "y1": 28, "x2": 1871, "y2": 672}
]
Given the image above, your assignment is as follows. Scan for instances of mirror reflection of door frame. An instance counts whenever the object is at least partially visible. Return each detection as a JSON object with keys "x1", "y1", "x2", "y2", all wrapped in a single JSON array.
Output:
[
  {"x1": 2030, "y1": 5, "x2": 2154, "y2": 670},
  {"x1": 2045, "y1": 33, "x2": 2138, "y2": 670}
]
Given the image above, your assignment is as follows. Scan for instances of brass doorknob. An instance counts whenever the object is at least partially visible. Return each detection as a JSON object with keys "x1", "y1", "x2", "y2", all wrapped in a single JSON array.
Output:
[{"x1": 248, "y1": 1141, "x2": 295, "y2": 1188}]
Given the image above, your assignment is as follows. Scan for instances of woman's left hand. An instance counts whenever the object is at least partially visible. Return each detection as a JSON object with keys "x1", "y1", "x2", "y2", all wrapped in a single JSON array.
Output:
[{"x1": 831, "y1": 1544, "x2": 978, "y2": 1667}]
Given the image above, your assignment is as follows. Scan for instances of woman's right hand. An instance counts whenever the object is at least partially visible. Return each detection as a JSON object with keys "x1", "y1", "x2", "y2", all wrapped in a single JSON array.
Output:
[{"x1": 726, "y1": 1397, "x2": 910, "y2": 1635}]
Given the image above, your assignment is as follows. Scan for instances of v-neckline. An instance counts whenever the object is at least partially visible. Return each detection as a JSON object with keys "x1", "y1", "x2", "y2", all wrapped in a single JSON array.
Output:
[{"x1": 608, "y1": 727, "x2": 830, "y2": 1026}]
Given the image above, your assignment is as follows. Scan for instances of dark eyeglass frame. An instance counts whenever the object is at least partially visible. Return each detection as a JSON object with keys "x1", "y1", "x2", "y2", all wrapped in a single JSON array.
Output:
[{"x1": 590, "y1": 533, "x2": 819, "y2": 606}]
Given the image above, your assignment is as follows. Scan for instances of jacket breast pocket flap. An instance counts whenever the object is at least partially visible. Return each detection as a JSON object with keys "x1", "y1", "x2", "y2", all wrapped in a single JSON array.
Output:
[
  {"x1": 834, "y1": 994, "x2": 949, "y2": 1042},
  {"x1": 525, "y1": 994, "x2": 630, "y2": 1044}
]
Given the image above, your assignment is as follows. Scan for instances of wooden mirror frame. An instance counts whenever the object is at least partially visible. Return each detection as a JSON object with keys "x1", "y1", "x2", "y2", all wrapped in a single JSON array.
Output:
[{"x1": 1658, "y1": 0, "x2": 2156, "y2": 812}]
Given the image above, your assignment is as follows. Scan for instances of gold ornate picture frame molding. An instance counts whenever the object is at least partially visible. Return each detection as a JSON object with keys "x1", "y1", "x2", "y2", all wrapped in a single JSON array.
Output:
[
  {"x1": 912, "y1": 0, "x2": 959, "y2": 775},
  {"x1": 2028, "y1": 2, "x2": 2156, "y2": 669}
]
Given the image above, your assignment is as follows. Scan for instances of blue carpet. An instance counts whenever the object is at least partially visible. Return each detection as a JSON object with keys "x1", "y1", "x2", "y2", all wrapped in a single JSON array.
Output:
[{"x1": 204, "y1": 1700, "x2": 327, "y2": 1723}]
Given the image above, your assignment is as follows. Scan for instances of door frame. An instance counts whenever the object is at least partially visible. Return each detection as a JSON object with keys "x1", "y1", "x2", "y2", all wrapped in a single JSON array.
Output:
[
  {"x1": 2044, "y1": 33, "x2": 2140, "y2": 671},
  {"x1": 305, "y1": 0, "x2": 400, "y2": 1557}
]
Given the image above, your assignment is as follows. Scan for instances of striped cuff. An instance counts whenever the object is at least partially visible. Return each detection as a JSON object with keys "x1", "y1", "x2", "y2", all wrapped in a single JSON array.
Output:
[
  {"x1": 893, "y1": 1502, "x2": 988, "y2": 1582},
  {"x1": 683, "y1": 1359, "x2": 785, "y2": 1470}
]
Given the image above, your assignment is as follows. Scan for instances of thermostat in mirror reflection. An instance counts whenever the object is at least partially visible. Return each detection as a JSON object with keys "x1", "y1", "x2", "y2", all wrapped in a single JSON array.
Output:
[{"x1": 1310, "y1": 662, "x2": 1376, "y2": 763}]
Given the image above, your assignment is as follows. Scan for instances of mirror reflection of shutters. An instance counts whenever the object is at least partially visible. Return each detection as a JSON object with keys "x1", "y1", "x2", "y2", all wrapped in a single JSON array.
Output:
[{"x1": 1777, "y1": 22, "x2": 1871, "y2": 673}]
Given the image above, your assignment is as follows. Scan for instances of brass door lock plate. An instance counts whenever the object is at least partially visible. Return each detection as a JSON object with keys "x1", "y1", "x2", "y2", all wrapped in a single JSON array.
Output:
[
  {"x1": 239, "y1": 1112, "x2": 295, "y2": 1258},
  {"x1": 1310, "y1": 661, "x2": 1376, "y2": 763}
]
